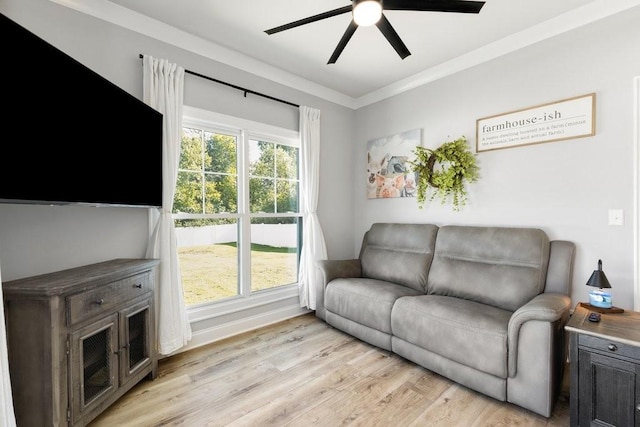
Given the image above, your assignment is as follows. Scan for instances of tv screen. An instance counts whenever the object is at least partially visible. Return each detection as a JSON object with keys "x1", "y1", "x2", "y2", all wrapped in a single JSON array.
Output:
[{"x1": 0, "y1": 13, "x2": 163, "y2": 208}]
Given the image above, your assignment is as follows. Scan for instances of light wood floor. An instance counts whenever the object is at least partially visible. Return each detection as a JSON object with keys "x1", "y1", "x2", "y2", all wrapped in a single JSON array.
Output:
[{"x1": 89, "y1": 313, "x2": 570, "y2": 426}]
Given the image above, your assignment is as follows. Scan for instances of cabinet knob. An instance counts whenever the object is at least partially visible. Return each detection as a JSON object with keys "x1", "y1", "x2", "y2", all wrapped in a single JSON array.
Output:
[
  {"x1": 94, "y1": 298, "x2": 104, "y2": 305},
  {"x1": 607, "y1": 344, "x2": 618, "y2": 352},
  {"x1": 637, "y1": 404, "x2": 640, "y2": 412},
  {"x1": 134, "y1": 283, "x2": 143, "y2": 289}
]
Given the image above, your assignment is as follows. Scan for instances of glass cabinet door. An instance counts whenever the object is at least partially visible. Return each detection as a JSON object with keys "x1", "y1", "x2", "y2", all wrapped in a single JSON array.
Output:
[
  {"x1": 70, "y1": 313, "x2": 119, "y2": 424},
  {"x1": 120, "y1": 300, "x2": 153, "y2": 384}
]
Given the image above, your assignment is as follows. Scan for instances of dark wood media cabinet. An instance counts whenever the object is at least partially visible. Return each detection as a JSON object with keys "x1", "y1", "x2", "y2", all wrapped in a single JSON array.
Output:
[{"x1": 2, "y1": 258, "x2": 160, "y2": 426}]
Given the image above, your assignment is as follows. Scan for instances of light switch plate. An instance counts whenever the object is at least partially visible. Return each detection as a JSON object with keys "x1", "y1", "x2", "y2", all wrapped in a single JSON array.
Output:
[{"x1": 608, "y1": 209, "x2": 624, "y2": 226}]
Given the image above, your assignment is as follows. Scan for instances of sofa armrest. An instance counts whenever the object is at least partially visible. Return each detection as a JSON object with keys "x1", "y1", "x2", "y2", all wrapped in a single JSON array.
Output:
[
  {"x1": 317, "y1": 259, "x2": 362, "y2": 283},
  {"x1": 507, "y1": 293, "x2": 571, "y2": 377},
  {"x1": 315, "y1": 259, "x2": 361, "y2": 320}
]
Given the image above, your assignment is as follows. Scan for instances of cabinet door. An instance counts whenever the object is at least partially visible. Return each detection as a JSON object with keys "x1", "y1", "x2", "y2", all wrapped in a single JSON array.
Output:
[
  {"x1": 69, "y1": 313, "x2": 119, "y2": 425},
  {"x1": 119, "y1": 299, "x2": 153, "y2": 385},
  {"x1": 578, "y1": 348, "x2": 640, "y2": 426}
]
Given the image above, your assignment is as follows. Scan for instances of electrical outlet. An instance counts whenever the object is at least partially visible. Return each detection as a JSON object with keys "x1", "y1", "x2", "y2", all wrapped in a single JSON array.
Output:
[{"x1": 608, "y1": 209, "x2": 624, "y2": 226}]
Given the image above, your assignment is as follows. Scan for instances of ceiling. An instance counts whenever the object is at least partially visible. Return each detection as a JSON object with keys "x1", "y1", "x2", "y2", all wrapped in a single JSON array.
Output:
[{"x1": 55, "y1": 0, "x2": 639, "y2": 108}]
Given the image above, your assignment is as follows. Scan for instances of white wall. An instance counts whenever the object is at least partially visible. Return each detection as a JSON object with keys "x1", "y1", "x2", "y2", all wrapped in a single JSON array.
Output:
[
  {"x1": 0, "y1": 204, "x2": 150, "y2": 280},
  {"x1": 354, "y1": 7, "x2": 640, "y2": 309}
]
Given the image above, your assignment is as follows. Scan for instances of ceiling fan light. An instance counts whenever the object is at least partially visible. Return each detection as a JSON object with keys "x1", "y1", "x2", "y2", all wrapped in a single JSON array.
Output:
[{"x1": 353, "y1": 0, "x2": 382, "y2": 26}]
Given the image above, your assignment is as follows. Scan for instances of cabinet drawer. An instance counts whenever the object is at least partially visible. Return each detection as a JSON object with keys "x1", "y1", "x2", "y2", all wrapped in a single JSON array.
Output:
[
  {"x1": 579, "y1": 334, "x2": 640, "y2": 362},
  {"x1": 67, "y1": 272, "x2": 151, "y2": 325}
]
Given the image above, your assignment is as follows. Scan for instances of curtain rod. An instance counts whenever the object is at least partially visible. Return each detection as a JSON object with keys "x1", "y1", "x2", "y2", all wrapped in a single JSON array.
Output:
[{"x1": 139, "y1": 54, "x2": 299, "y2": 108}]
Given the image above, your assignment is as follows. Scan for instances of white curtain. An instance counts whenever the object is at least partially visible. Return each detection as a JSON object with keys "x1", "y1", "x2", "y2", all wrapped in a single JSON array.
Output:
[
  {"x1": 0, "y1": 263, "x2": 17, "y2": 426},
  {"x1": 143, "y1": 55, "x2": 192, "y2": 355},
  {"x1": 298, "y1": 106, "x2": 328, "y2": 309}
]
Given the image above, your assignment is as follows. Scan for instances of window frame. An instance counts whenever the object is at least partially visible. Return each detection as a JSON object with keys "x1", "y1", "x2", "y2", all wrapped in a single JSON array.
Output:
[{"x1": 179, "y1": 106, "x2": 302, "y2": 322}]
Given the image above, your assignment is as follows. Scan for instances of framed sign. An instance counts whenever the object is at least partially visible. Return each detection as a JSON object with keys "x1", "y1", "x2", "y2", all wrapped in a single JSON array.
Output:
[{"x1": 476, "y1": 93, "x2": 595, "y2": 152}]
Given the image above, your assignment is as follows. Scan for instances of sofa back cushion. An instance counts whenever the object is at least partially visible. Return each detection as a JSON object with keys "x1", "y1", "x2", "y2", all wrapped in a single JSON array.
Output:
[
  {"x1": 360, "y1": 223, "x2": 439, "y2": 292},
  {"x1": 428, "y1": 226, "x2": 550, "y2": 311}
]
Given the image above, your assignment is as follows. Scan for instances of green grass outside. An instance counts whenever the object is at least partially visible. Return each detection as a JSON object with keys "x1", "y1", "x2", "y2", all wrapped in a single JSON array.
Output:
[{"x1": 178, "y1": 243, "x2": 298, "y2": 306}]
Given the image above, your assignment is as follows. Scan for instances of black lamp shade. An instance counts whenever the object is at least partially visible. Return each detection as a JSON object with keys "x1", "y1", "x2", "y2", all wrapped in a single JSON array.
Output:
[{"x1": 586, "y1": 259, "x2": 612, "y2": 289}]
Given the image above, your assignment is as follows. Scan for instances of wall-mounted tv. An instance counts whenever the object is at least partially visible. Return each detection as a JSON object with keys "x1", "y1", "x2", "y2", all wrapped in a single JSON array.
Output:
[{"x1": 0, "y1": 13, "x2": 163, "y2": 208}]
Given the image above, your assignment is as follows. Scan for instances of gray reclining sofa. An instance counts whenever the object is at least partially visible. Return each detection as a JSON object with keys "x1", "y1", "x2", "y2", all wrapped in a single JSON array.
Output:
[{"x1": 316, "y1": 223, "x2": 575, "y2": 417}]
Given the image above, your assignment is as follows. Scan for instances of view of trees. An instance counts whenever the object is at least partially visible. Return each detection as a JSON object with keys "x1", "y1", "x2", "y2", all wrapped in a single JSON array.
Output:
[{"x1": 174, "y1": 128, "x2": 299, "y2": 226}]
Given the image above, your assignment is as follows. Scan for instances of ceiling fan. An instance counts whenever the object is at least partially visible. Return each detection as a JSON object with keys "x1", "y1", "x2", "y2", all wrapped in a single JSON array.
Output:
[{"x1": 265, "y1": 0, "x2": 486, "y2": 64}]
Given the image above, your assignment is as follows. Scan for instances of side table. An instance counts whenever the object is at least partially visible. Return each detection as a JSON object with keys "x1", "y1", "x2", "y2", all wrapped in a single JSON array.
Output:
[{"x1": 565, "y1": 304, "x2": 640, "y2": 426}]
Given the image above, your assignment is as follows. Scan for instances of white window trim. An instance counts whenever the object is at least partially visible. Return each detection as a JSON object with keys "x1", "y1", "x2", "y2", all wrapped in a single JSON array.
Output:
[
  {"x1": 181, "y1": 105, "x2": 302, "y2": 322},
  {"x1": 183, "y1": 106, "x2": 299, "y2": 143}
]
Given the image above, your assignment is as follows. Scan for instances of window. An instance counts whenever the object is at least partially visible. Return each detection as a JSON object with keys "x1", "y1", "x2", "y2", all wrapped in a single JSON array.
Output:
[{"x1": 174, "y1": 108, "x2": 301, "y2": 307}]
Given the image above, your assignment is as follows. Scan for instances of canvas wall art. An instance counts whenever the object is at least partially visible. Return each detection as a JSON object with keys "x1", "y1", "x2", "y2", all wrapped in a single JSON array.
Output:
[{"x1": 367, "y1": 128, "x2": 421, "y2": 199}]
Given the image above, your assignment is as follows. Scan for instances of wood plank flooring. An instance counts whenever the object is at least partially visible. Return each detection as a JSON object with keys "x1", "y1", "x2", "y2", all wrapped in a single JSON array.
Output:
[{"x1": 89, "y1": 313, "x2": 570, "y2": 426}]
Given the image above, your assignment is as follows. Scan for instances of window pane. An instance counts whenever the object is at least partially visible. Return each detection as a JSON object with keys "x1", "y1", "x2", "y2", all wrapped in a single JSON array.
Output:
[
  {"x1": 204, "y1": 132, "x2": 237, "y2": 174},
  {"x1": 181, "y1": 128, "x2": 203, "y2": 171},
  {"x1": 249, "y1": 178, "x2": 275, "y2": 213},
  {"x1": 249, "y1": 140, "x2": 299, "y2": 214},
  {"x1": 276, "y1": 180, "x2": 298, "y2": 213},
  {"x1": 249, "y1": 139, "x2": 274, "y2": 177},
  {"x1": 174, "y1": 171, "x2": 202, "y2": 214},
  {"x1": 276, "y1": 145, "x2": 298, "y2": 179},
  {"x1": 204, "y1": 173, "x2": 237, "y2": 214},
  {"x1": 175, "y1": 219, "x2": 239, "y2": 305},
  {"x1": 250, "y1": 218, "x2": 299, "y2": 293}
]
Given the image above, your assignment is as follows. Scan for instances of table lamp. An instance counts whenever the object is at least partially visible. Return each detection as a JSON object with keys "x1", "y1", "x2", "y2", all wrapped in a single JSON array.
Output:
[
  {"x1": 586, "y1": 259, "x2": 612, "y2": 307},
  {"x1": 581, "y1": 259, "x2": 624, "y2": 313}
]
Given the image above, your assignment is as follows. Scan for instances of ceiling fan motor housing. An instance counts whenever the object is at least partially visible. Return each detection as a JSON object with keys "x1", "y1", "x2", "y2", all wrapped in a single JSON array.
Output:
[{"x1": 353, "y1": 0, "x2": 384, "y2": 26}]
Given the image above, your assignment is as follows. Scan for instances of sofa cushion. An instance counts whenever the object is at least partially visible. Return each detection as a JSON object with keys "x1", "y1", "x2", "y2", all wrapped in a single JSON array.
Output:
[
  {"x1": 391, "y1": 295, "x2": 512, "y2": 378},
  {"x1": 360, "y1": 223, "x2": 438, "y2": 292},
  {"x1": 427, "y1": 226, "x2": 550, "y2": 311},
  {"x1": 325, "y1": 278, "x2": 423, "y2": 334}
]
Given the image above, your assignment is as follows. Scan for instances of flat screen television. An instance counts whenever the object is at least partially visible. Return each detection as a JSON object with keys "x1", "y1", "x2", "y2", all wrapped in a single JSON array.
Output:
[{"x1": 0, "y1": 13, "x2": 163, "y2": 208}]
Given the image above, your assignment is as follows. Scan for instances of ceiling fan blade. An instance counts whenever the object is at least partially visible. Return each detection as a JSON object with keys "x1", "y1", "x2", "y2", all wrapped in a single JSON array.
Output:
[
  {"x1": 265, "y1": 5, "x2": 352, "y2": 35},
  {"x1": 384, "y1": 0, "x2": 485, "y2": 14},
  {"x1": 376, "y1": 14, "x2": 411, "y2": 60},
  {"x1": 328, "y1": 21, "x2": 358, "y2": 64}
]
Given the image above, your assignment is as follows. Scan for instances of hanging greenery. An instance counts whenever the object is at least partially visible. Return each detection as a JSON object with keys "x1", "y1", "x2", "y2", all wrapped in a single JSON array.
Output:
[{"x1": 409, "y1": 136, "x2": 480, "y2": 211}]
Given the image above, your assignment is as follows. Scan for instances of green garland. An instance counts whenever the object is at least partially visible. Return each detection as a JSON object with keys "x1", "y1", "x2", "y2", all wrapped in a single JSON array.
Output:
[{"x1": 410, "y1": 136, "x2": 480, "y2": 211}]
